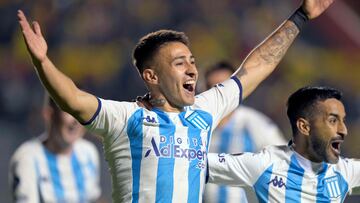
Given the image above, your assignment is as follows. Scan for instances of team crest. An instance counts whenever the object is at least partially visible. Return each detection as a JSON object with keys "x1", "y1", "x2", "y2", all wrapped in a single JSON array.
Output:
[
  {"x1": 186, "y1": 111, "x2": 209, "y2": 130},
  {"x1": 324, "y1": 176, "x2": 341, "y2": 199}
]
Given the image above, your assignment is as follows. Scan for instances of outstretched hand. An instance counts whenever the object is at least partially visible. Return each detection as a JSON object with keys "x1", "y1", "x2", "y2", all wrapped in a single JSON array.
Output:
[
  {"x1": 17, "y1": 10, "x2": 48, "y2": 64},
  {"x1": 302, "y1": 0, "x2": 335, "y2": 19}
]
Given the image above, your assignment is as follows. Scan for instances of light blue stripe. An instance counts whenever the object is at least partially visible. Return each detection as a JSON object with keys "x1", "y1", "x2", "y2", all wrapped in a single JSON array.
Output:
[
  {"x1": 285, "y1": 154, "x2": 304, "y2": 202},
  {"x1": 187, "y1": 118, "x2": 202, "y2": 203},
  {"x1": 44, "y1": 149, "x2": 65, "y2": 202},
  {"x1": 219, "y1": 121, "x2": 233, "y2": 153},
  {"x1": 336, "y1": 171, "x2": 349, "y2": 202},
  {"x1": 253, "y1": 164, "x2": 273, "y2": 203},
  {"x1": 217, "y1": 186, "x2": 227, "y2": 203},
  {"x1": 196, "y1": 116, "x2": 208, "y2": 128},
  {"x1": 71, "y1": 152, "x2": 85, "y2": 202},
  {"x1": 127, "y1": 109, "x2": 144, "y2": 203},
  {"x1": 242, "y1": 127, "x2": 255, "y2": 152},
  {"x1": 86, "y1": 155, "x2": 97, "y2": 176},
  {"x1": 316, "y1": 165, "x2": 349, "y2": 202},
  {"x1": 194, "y1": 117, "x2": 206, "y2": 129},
  {"x1": 217, "y1": 122, "x2": 233, "y2": 203},
  {"x1": 316, "y1": 163, "x2": 329, "y2": 202},
  {"x1": 154, "y1": 109, "x2": 175, "y2": 202}
]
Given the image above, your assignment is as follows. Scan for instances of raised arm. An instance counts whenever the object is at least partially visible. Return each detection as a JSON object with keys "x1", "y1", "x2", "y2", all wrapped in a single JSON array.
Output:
[
  {"x1": 235, "y1": 0, "x2": 335, "y2": 99},
  {"x1": 18, "y1": 10, "x2": 98, "y2": 123}
]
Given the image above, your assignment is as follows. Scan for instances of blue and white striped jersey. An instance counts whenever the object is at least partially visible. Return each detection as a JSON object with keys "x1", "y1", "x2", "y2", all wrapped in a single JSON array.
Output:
[
  {"x1": 208, "y1": 144, "x2": 360, "y2": 203},
  {"x1": 203, "y1": 106, "x2": 286, "y2": 203},
  {"x1": 85, "y1": 77, "x2": 242, "y2": 203},
  {"x1": 9, "y1": 136, "x2": 101, "y2": 203}
]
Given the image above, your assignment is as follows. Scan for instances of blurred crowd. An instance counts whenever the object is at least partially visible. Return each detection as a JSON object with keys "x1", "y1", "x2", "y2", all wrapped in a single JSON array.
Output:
[{"x1": 1, "y1": 0, "x2": 359, "y2": 202}]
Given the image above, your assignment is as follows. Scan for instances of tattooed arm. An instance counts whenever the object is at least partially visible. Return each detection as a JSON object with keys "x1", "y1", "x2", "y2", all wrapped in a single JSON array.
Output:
[{"x1": 235, "y1": 0, "x2": 335, "y2": 99}]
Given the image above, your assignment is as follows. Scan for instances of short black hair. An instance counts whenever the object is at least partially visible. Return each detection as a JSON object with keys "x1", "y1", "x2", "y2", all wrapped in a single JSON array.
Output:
[
  {"x1": 205, "y1": 61, "x2": 235, "y2": 89},
  {"x1": 287, "y1": 86, "x2": 342, "y2": 134},
  {"x1": 132, "y1": 29, "x2": 190, "y2": 74},
  {"x1": 43, "y1": 94, "x2": 62, "y2": 115}
]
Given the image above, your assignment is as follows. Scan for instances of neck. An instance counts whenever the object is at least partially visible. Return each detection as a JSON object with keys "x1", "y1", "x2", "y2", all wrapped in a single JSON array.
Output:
[
  {"x1": 138, "y1": 92, "x2": 184, "y2": 112},
  {"x1": 292, "y1": 135, "x2": 322, "y2": 163},
  {"x1": 43, "y1": 132, "x2": 73, "y2": 155}
]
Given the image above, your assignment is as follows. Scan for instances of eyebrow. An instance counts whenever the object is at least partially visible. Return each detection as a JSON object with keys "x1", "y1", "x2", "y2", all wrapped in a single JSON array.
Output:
[
  {"x1": 173, "y1": 55, "x2": 195, "y2": 61},
  {"x1": 329, "y1": 113, "x2": 346, "y2": 119}
]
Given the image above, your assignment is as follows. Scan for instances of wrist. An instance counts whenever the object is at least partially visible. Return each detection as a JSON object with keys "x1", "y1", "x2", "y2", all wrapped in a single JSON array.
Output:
[{"x1": 288, "y1": 7, "x2": 309, "y2": 31}]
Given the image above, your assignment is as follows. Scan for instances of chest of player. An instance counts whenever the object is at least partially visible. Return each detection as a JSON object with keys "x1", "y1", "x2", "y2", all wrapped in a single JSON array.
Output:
[
  {"x1": 34, "y1": 150, "x2": 98, "y2": 202},
  {"x1": 127, "y1": 109, "x2": 211, "y2": 165},
  {"x1": 254, "y1": 161, "x2": 349, "y2": 202}
]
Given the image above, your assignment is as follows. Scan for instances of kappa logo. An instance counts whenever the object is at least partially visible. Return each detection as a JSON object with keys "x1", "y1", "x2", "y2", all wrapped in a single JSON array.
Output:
[
  {"x1": 142, "y1": 115, "x2": 159, "y2": 126},
  {"x1": 268, "y1": 176, "x2": 287, "y2": 189}
]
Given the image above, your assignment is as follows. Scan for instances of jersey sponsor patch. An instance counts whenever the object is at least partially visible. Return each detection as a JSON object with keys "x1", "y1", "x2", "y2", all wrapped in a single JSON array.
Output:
[{"x1": 144, "y1": 136, "x2": 207, "y2": 164}]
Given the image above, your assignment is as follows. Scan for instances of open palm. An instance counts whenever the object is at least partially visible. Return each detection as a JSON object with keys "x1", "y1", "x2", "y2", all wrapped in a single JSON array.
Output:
[
  {"x1": 18, "y1": 10, "x2": 48, "y2": 63},
  {"x1": 303, "y1": 0, "x2": 335, "y2": 19}
]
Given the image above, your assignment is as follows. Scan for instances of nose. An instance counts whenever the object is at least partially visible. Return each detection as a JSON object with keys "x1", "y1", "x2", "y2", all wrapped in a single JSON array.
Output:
[
  {"x1": 338, "y1": 121, "x2": 348, "y2": 138},
  {"x1": 186, "y1": 62, "x2": 198, "y2": 78}
]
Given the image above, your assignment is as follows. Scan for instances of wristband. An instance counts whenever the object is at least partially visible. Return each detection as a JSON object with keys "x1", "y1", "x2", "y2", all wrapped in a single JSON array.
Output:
[{"x1": 288, "y1": 7, "x2": 309, "y2": 31}]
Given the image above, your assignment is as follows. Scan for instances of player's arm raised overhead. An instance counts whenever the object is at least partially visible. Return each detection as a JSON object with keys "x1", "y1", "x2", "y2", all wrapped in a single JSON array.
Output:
[
  {"x1": 235, "y1": 0, "x2": 334, "y2": 99},
  {"x1": 17, "y1": 10, "x2": 98, "y2": 124}
]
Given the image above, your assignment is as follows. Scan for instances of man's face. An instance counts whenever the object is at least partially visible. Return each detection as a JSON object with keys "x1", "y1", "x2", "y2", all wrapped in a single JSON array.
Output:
[
  {"x1": 52, "y1": 111, "x2": 85, "y2": 146},
  {"x1": 206, "y1": 69, "x2": 232, "y2": 89},
  {"x1": 307, "y1": 98, "x2": 347, "y2": 164},
  {"x1": 152, "y1": 42, "x2": 198, "y2": 109}
]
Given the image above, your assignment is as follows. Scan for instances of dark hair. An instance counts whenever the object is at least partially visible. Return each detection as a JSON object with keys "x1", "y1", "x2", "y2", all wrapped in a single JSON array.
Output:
[
  {"x1": 204, "y1": 61, "x2": 235, "y2": 89},
  {"x1": 287, "y1": 86, "x2": 342, "y2": 134},
  {"x1": 132, "y1": 29, "x2": 190, "y2": 74},
  {"x1": 43, "y1": 94, "x2": 60, "y2": 112}
]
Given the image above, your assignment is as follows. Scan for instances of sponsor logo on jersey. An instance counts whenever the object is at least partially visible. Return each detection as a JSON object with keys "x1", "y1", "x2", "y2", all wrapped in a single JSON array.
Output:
[
  {"x1": 268, "y1": 176, "x2": 287, "y2": 189},
  {"x1": 325, "y1": 176, "x2": 341, "y2": 199},
  {"x1": 145, "y1": 136, "x2": 207, "y2": 165}
]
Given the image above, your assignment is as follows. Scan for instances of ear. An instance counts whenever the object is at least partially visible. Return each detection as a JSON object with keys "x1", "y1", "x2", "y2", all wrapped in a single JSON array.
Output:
[
  {"x1": 142, "y1": 68, "x2": 159, "y2": 85},
  {"x1": 42, "y1": 106, "x2": 54, "y2": 125},
  {"x1": 296, "y1": 118, "x2": 310, "y2": 136}
]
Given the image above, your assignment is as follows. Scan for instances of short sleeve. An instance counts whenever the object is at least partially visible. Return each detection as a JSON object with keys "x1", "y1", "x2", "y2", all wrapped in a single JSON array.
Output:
[
  {"x1": 194, "y1": 77, "x2": 242, "y2": 128},
  {"x1": 207, "y1": 148, "x2": 271, "y2": 187},
  {"x1": 84, "y1": 98, "x2": 137, "y2": 138},
  {"x1": 344, "y1": 158, "x2": 360, "y2": 195}
]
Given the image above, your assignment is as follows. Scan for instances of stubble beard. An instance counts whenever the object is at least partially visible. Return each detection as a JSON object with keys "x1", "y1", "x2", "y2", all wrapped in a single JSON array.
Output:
[{"x1": 310, "y1": 135, "x2": 337, "y2": 164}]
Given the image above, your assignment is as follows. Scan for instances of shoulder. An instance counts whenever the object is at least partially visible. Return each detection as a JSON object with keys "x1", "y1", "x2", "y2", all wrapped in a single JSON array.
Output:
[
  {"x1": 334, "y1": 157, "x2": 360, "y2": 171},
  {"x1": 12, "y1": 138, "x2": 42, "y2": 158},
  {"x1": 100, "y1": 98, "x2": 138, "y2": 110},
  {"x1": 10, "y1": 138, "x2": 43, "y2": 167},
  {"x1": 260, "y1": 145, "x2": 291, "y2": 162}
]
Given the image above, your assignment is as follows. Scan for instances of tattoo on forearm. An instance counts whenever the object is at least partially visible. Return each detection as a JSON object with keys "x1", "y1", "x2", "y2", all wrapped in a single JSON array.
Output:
[
  {"x1": 258, "y1": 22, "x2": 299, "y2": 65},
  {"x1": 236, "y1": 22, "x2": 299, "y2": 78}
]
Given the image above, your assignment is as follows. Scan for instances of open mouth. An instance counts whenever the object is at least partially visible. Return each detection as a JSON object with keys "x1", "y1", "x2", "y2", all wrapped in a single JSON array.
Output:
[
  {"x1": 330, "y1": 139, "x2": 343, "y2": 156},
  {"x1": 183, "y1": 80, "x2": 195, "y2": 93}
]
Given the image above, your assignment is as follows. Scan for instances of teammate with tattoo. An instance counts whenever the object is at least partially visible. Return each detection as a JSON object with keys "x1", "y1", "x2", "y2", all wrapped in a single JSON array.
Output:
[{"x1": 17, "y1": 0, "x2": 334, "y2": 202}]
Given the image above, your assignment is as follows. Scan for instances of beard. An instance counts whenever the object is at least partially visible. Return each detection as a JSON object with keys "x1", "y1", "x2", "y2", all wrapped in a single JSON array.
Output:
[{"x1": 309, "y1": 135, "x2": 338, "y2": 164}]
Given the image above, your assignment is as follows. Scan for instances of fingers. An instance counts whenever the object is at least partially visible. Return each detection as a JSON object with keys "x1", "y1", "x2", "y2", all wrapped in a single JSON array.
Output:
[
  {"x1": 32, "y1": 21, "x2": 42, "y2": 36},
  {"x1": 17, "y1": 10, "x2": 31, "y2": 31}
]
